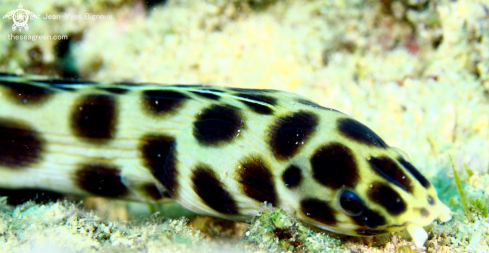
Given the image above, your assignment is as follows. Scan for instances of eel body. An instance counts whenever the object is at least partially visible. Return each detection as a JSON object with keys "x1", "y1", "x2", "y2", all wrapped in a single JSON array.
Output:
[{"x1": 0, "y1": 73, "x2": 451, "y2": 247}]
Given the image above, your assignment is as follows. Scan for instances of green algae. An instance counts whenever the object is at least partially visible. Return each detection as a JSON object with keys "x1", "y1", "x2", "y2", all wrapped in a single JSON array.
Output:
[
  {"x1": 240, "y1": 208, "x2": 346, "y2": 253},
  {"x1": 450, "y1": 154, "x2": 470, "y2": 214},
  {"x1": 469, "y1": 197, "x2": 489, "y2": 218},
  {"x1": 0, "y1": 200, "x2": 207, "y2": 252},
  {"x1": 449, "y1": 154, "x2": 489, "y2": 219}
]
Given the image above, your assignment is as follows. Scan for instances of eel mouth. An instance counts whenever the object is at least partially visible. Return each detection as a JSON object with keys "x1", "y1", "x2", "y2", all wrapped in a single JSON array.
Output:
[
  {"x1": 406, "y1": 223, "x2": 428, "y2": 248},
  {"x1": 406, "y1": 203, "x2": 453, "y2": 248},
  {"x1": 438, "y1": 203, "x2": 453, "y2": 223}
]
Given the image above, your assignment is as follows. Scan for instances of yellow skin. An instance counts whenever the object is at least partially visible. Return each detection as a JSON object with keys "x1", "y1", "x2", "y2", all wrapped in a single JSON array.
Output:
[
  {"x1": 0, "y1": 73, "x2": 451, "y2": 248},
  {"x1": 294, "y1": 143, "x2": 452, "y2": 247}
]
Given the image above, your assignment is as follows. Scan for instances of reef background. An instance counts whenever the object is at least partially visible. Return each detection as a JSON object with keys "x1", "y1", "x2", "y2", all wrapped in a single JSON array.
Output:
[{"x1": 1, "y1": 0, "x2": 489, "y2": 252}]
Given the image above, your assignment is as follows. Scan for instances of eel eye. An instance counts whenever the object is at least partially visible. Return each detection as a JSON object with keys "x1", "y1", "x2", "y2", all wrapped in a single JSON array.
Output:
[{"x1": 338, "y1": 189, "x2": 363, "y2": 217}]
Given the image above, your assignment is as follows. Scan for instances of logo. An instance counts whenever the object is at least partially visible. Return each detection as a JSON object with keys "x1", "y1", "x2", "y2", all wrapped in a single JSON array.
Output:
[{"x1": 3, "y1": 3, "x2": 39, "y2": 32}]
